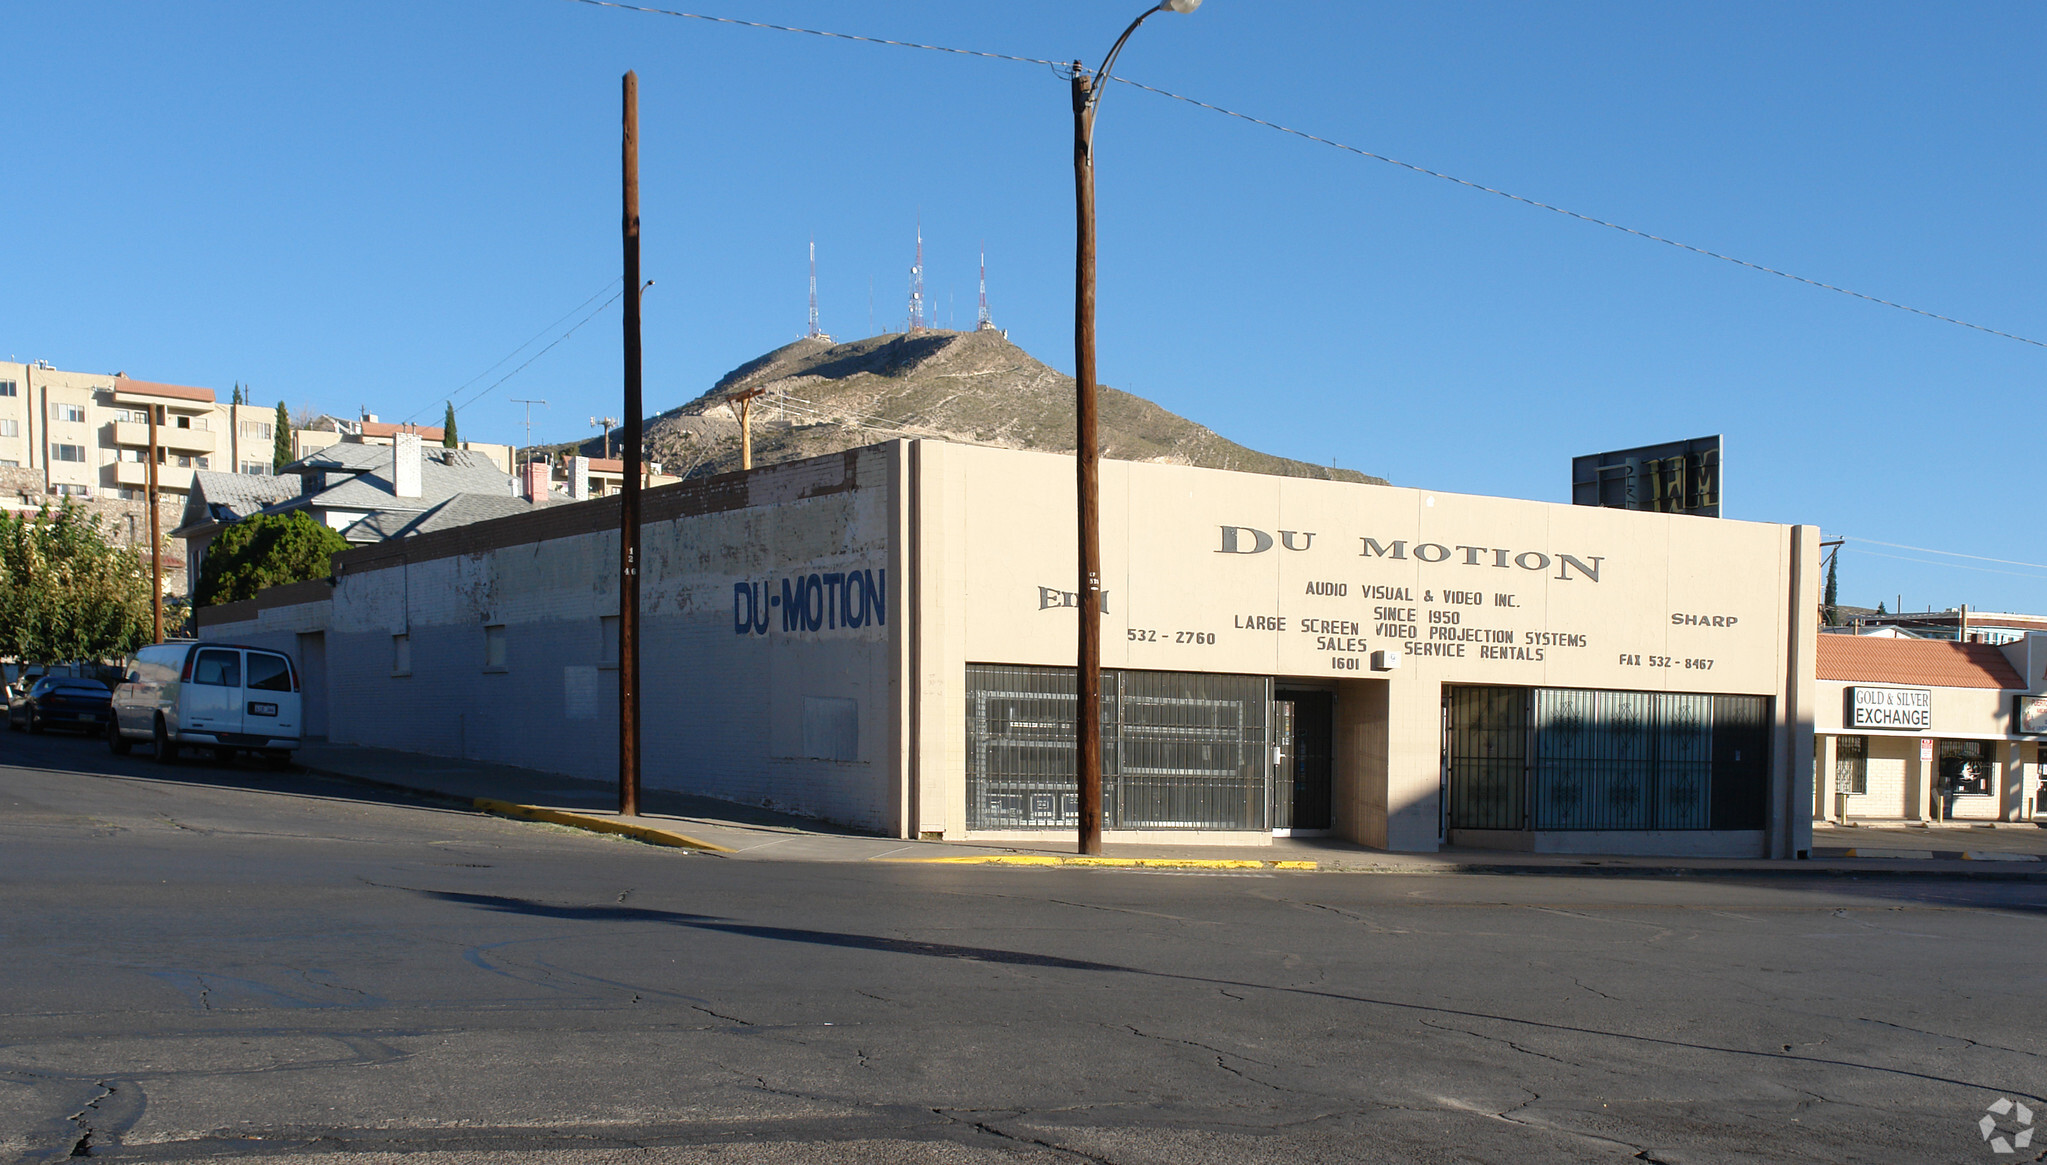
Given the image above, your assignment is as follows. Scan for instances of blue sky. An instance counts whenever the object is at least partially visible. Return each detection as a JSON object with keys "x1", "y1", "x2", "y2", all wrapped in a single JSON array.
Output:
[{"x1": 7, "y1": 2, "x2": 2044, "y2": 612}]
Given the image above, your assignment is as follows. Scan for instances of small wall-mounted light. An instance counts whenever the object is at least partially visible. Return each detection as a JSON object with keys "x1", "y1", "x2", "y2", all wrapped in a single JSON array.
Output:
[{"x1": 1371, "y1": 649, "x2": 1403, "y2": 672}]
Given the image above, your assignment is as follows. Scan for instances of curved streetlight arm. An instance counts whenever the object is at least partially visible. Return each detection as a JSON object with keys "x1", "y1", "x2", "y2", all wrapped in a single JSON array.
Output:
[
  {"x1": 1089, "y1": 5, "x2": 1163, "y2": 105},
  {"x1": 1083, "y1": 0, "x2": 1196, "y2": 115}
]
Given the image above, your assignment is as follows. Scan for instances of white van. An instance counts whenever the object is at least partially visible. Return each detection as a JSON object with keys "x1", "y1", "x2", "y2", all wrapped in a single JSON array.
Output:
[{"x1": 109, "y1": 641, "x2": 303, "y2": 766}]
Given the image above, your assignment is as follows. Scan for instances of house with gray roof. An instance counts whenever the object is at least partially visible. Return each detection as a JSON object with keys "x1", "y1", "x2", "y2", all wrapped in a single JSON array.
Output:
[{"x1": 173, "y1": 432, "x2": 556, "y2": 597}]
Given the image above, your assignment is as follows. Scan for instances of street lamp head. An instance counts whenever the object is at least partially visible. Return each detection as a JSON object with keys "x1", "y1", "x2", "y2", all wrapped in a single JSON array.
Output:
[{"x1": 1161, "y1": 0, "x2": 1201, "y2": 12}]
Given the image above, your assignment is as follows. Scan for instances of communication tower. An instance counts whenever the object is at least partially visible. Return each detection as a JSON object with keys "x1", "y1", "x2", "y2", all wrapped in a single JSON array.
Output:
[
  {"x1": 906, "y1": 219, "x2": 926, "y2": 333},
  {"x1": 976, "y1": 243, "x2": 994, "y2": 331},
  {"x1": 806, "y1": 238, "x2": 829, "y2": 341}
]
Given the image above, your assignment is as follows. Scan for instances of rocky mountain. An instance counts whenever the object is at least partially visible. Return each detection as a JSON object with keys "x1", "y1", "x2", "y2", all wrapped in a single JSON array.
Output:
[{"x1": 544, "y1": 328, "x2": 1383, "y2": 486}]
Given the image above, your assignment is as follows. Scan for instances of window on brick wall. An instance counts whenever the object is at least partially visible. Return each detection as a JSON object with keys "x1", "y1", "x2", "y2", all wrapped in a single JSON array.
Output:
[
  {"x1": 484, "y1": 624, "x2": 507, "y2": 670},
  {"x1": 53, "y1": 484, "x2": 91, "y2": 497},
  {"x1": 240, "y1": 461, "x2": 269, "y2": 476},
  {"x1": 392, "y1": 633, "x2": 411, "y2": 676},
  {"x1": 53, "y1": 444, "x2": 86, "y2": 462},
  {"x1": 1835, "y1": 735, "x2": 1867, "y2": 795},
  {"x1": 241, "y1": 420, "x2": 273, "y2": 440},
  {"x1": 56, "y1": 404, "x2": 85, "y2": 423},
  {"x1": 0, "y1": 380, "x2": 16, "y2": 396}
]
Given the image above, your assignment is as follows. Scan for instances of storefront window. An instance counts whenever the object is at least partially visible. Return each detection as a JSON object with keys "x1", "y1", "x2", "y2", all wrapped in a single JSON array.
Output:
[
  {"x1": 1836, "y1": 735, "x2": 1867, "y2": 795},
  {"x1": 965, "y1": 664, "x2": 1271, "y2": 831},
  {"x1": 1446, "y1": 686, "x2": 1770, "y2": 831},
  {"x1": 1938, "y1": 740, "x2": 1992, "y2": 796}
]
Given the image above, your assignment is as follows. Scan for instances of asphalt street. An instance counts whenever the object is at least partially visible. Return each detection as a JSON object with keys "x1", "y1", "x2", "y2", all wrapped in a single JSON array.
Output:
[{"x1": 3, "y1": 726, "x2": 2043, "y2": 1164}]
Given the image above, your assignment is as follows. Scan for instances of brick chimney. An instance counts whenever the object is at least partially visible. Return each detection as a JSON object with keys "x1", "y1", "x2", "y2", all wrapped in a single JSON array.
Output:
[
  {"x1": 393, "y1": 431, "x2": 423, "y2": 499},
  {"x1": 521, "y1": 459, "x2": 550, "y2": 501},
  {"x1": 569, "y1": 455, "x2": 591, "y2": 501}
]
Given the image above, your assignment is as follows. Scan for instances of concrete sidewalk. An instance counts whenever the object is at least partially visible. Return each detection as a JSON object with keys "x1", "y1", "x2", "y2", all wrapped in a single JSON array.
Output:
[{"x1": 294, "y1": 742, "x2": 2047, "y2": 878}]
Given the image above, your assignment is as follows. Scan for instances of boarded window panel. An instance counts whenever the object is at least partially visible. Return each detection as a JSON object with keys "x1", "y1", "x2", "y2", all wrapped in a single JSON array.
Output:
[{"x1": 802, "y1": 696, "x2": 859, "y2": 761}]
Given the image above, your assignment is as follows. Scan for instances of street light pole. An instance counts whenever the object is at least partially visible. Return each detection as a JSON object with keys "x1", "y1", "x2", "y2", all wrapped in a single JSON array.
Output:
[{"x1": 1071, "y1": 0, "x2": 1200, "y2": 857}]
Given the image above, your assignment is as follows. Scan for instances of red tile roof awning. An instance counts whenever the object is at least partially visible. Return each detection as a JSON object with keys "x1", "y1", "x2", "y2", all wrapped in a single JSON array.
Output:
[{"x1": 1816, "y1": 635, "x2": 2024, "y2": 690}]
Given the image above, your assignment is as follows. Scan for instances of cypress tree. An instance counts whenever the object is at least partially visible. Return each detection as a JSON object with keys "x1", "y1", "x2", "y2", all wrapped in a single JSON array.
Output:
[
  {"x1": 1822, "y1": 552, "x2": 1839, "y2": 626},
  {"x1": 443, "y1": 401, "x2": 459, "y2": 448},
  {"x1": 273, "y1": 401, "x2": 292, "y2": 469}
]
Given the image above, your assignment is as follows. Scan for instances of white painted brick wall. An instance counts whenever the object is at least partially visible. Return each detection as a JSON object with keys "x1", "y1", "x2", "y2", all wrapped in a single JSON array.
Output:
[{"x1": 215, "y1": 446, "x2": 903, "y2": 832}]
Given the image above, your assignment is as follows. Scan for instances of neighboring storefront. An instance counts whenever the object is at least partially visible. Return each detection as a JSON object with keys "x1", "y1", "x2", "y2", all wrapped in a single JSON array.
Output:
[
  {"x1": 199, "y1": 439, "x2": 1822, "y2": 858},
  {"x1": 1814, "y1": 634, "x2": 2046, "y2": 822}
]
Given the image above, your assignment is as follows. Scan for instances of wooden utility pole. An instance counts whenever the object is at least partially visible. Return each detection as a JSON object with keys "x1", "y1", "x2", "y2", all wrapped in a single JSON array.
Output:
[
  {"x1": 1071, "y1": 64, "x2": 1103, "y2": 855},
  {"x1": 148, "y1": 405, "x2": 163, "y2": 642},
  {"x1": 726, "y1": 387, "x2": 765, "y2": 471},
  {"x1": 618, "y1": 70, "x2": 643, "y2": 817}
]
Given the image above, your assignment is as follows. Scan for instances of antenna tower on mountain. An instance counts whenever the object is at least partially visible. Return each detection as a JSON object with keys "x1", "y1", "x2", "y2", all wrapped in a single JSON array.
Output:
[
  {"x1": 906, "y1": 219, "x2": 926, "y2": 333},
  {"x1": 976, "y1": 243, "x2": 994, "y2": 331},
  {"x1": 806, "y1": 238, "x2": 828, "y2": 341}
]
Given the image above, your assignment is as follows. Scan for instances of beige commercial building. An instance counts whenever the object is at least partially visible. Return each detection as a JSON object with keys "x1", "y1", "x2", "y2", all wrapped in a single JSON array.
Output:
[
  {"x1": 200, "y1": 440, "x2": 1822, "y2": 858},
  {"x1": 0, "y1": 361, "x2": 284, "y2": 497},
  {"x1": 1814, "y1": 635, "x2": 2045, "y2": 823}
]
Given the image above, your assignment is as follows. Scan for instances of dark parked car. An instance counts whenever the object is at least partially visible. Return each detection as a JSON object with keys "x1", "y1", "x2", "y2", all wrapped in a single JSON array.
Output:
[{"x1": 7, "y1": 677, "x2": 113, "y2": 734}]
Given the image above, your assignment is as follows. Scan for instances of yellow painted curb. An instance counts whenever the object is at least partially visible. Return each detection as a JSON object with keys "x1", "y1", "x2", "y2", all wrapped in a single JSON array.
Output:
[
  {"x1": 473, "y1": 798, "x2": 735, "y2": 853},
  {"x1": 882, "y1": 855, "x2": 1317, "y2": 870}
]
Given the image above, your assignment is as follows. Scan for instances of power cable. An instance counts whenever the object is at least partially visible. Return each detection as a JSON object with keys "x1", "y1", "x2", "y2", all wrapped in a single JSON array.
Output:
[
  {"x1": 452, "y1": 288, "x2": 627, "y2": 419},
  {"x1": 560, "y1": 0, "x2": 1062, "y2": 68},
  {"x1": 1108, "y1": 76, "x2": 2047, "y2": 350},
  {"x1": 1844, "y1": 547, "x2": 2047, "y2": 582},
  {"x1": 1842, "y1": 537, "x2": 2047, "y2": 573},
  {"x1": 559, "y1": 0, "x2": 2047, "y2": 350},
  {"x1": 400, "y1": 278, "x2": 624, "y2": 425}
]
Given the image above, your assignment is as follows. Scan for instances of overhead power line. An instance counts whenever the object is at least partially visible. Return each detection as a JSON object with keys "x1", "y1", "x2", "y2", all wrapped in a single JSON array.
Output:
[
  {"x1": 560, "y1": 0, "x2": 2047, "y2": 350},
  {"x1": 402, "y1": 278, "x2": 625, "y2": 426},
  {"x1": 1844, "y1": 537, "x2": 2047, "y2": 573},
  {"x1": 561, "y1": 0, "x2": 1062, "y2": 67},
  {"x1": 1844, "y1": 547, "x2": 2047, "y2": 582},
  {"x1": 451, "y1": 287, "x2": 627, "y2": 417}
]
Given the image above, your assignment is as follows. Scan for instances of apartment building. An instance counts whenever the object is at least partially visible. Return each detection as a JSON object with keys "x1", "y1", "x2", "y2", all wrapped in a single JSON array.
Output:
[{"x1": 0, "y1": 360, "x2": 282, "y2": 499}]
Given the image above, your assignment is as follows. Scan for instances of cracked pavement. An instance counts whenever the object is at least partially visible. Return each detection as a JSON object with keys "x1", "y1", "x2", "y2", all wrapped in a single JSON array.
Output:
[{"x1": 4, "y1": 731, "x2": 2045, "y2": 1163}]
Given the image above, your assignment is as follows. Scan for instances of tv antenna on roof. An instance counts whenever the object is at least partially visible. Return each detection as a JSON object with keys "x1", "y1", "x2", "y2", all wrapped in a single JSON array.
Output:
[{"x1": 512, "y1": 399, "x2": 548, "y2": 468}]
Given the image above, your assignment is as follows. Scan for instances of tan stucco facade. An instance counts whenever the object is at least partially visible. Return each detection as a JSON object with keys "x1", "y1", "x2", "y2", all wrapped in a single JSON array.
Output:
[{"x1": 908, "y1": 443, "x2": 1818, "y2": 856}]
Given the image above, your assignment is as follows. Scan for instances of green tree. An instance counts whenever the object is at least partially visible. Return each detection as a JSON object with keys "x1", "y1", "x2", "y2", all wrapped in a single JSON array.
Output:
[
  {"x1": 443, "y1": 401, "x2": 459, "y2": 448},
  {"x1": 0, "y1": 502, "x2": 154, "y2": 664},
  {"x1": 196, "y1": 511, "x2": 349, "y2": 607},
  {"x1": 273, "y1": 400, "x2": 292, "y2": 469},
  {"x1": 1876, "y1": 601, "x2": 1887, "y2": 616},
  {"x1": 1822, "y1": 551, "x2": 1839, "y2": 626}
]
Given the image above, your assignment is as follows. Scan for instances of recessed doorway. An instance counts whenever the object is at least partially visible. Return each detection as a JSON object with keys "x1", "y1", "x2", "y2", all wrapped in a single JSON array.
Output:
[{"x1": 1273, "y1": 690, "x2": 1333, "y2": 835}]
